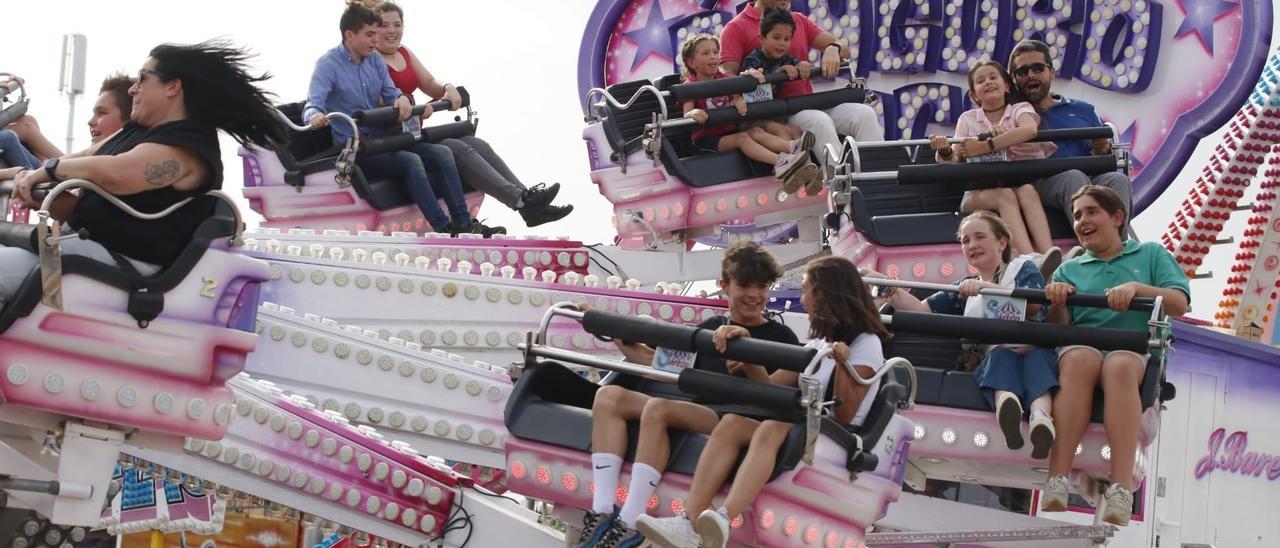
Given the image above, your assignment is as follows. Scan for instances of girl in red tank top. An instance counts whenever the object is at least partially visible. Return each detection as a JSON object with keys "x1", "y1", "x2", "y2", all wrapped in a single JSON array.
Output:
[{"x1": 386, "y1": 46, "x2": 419, "y2": 103}]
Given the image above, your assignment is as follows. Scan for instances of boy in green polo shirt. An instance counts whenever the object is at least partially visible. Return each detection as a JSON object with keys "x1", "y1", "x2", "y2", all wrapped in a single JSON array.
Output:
[{"x1": 1040, "y1": 185, "x2": 1189, "y2": 526}]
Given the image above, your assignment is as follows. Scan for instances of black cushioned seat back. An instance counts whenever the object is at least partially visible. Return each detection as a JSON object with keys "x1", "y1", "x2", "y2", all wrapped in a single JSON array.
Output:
[{"x1": 600, "y1": 80, "x2": 668, "y2": 159}]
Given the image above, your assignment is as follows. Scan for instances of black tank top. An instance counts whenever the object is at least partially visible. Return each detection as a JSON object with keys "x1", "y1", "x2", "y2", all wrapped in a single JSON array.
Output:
[{"x1": 70, "y1": 120, "x2": 222, "y2": 266}]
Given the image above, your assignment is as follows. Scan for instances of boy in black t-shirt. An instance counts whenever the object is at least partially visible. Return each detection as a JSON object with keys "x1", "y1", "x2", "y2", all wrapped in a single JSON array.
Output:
[
  {"x1": 580, "y1": 241, "x2": 799, "y2": 546},
  {"x1": 740, "y1": 7, "x2": 811, "y2": 101}
]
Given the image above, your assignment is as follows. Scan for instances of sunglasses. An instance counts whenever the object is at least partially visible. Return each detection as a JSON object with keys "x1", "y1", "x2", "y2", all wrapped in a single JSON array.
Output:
[
  {"x1": 137, "y1": 68, "x2": 168, "y2": 83},
  {"x1": 1013, "y1": 62, "x2": 1050, "y2": 78}
]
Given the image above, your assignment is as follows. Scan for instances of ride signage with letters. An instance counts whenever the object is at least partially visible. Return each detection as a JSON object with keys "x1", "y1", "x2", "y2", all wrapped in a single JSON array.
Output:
[
  {"x1": 1193, "y1": 427, "x2": 1280, "y2": 481},
  {"x1": 579, "y1": 0, "x2": 1273, "y2": 214}
]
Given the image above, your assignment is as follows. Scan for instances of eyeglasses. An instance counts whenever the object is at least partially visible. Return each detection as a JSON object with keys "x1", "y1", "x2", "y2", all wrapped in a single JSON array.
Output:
[
  {"x1": 137, "y1": 68, "x2": 167, "y2": 83},
  {"x1": 1012, "y1": 62, "x2": 1050, "y2": 78}
]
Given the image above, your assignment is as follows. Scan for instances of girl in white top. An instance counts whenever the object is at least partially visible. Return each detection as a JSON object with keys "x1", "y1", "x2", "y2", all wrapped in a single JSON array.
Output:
[{"x1": 637, "y1": 257, "x2": 890, "y2": 548}]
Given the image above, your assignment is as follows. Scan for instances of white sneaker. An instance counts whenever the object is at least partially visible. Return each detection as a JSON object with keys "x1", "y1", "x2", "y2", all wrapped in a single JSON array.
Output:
[
  {"x1": 635, "y1": 513, "x2": 700, "y2": 548},
  {"x1": 774, "y1": 150, "x2": 809, "y2": 184},
  {"x1": 1100, "y1": 483, "x2": 1133, "y2": 526},
  {"x1": 995, "y1": 392, "x2": 1024, "y2": 450},
  {"x1": 1040, "y1": 474, "x2": 1070, "y2": 512},
  {"x1": 695, "y1": 507, "x2": 731, "y2": 548},
  {"x1": 788, "y1": 130, "x2": 816, "y2": 155},
  {"x1": 1029, "y1": 412, "x2": 1055, "y2": 460}
]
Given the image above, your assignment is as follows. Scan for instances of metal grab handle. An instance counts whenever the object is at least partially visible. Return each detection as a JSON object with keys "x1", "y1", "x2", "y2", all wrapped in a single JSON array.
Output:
[
  {"x1": 38, "y1": 180, "x2": 248, "y2": 246},
  {"x1": 272, "y1": 109, "x2": 359, "y2": 142},
  {"x1": 584, "y1": 84, "x2": 668, "y2": 122}
]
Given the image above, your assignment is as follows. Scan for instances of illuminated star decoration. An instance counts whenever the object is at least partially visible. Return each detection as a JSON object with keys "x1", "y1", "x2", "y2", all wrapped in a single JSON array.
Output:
[
  {"x1": 624, "y1": 0, "x2": 685, "y2": 71},
  {"x1": 1120, "y1": 122, "x2": 1144, "y2": 172},
  {"x1": 1173, "y1": 0, "x2": 1241, "y2": 54}
]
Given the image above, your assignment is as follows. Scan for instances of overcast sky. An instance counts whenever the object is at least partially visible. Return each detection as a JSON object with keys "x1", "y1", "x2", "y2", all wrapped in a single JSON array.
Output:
[{"x1": 4, "y1": 1, "x2": 1277, "y2": 324}]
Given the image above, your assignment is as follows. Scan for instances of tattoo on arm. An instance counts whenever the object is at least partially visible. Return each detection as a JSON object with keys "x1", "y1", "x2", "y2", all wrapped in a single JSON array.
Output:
[{"x1": 144, "y1": 160, "x2": 181, "y2": 186}]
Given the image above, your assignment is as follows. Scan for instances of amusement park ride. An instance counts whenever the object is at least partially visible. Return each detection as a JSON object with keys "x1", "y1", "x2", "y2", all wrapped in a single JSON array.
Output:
[{"x1": 2, "y1": 1, "x2": 1280, "y2": 547}]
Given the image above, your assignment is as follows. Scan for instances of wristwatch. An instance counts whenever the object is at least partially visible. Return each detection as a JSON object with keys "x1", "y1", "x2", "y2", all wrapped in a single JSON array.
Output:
[
  {"x1": 43, "y1": 158, "x2": 61, "y2": 183},
  {"x1": 825, "y1": 43, "x2": 842, "y2": 55},
  {"x1": 987, "y1": 139, "x2": 997, "y2": 153}
]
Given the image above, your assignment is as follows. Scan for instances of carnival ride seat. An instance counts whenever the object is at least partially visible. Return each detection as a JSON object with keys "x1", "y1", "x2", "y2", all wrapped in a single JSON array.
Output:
[
  {"x1": 0, "y1": 185, "x2": 269, "y2": 440},
  {"x1": 505, "y1": 307, "x2": 913, "y2": 546},
  {"x1": 271, "y1": 101, "x2": 481, "y2": 210},
  {"x1": 588, "y1": 70, "x2": 873, "y2": 243},
  {"x1": 881, "y1": 288, "x2": 1173, "y2": 422},
  {"x1": 838, "y1": 142, "x2": 1123, "y2": 247},
  {"x1": 241, "y1": 91, "x2": 484, "y2": 234},
  {"x1": 600, "y1": 75, "x2": 868, "y2": 189},
  {"x1": 871, "y1": 290, "x2": 1173, "y2": 491}
]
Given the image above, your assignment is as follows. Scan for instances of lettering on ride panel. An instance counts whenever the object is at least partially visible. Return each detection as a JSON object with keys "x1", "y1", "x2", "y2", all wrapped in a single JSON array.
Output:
[
  {"x1": 1006, "y1": 0, "x2": 1087, "y2": 79},
  {"x1": 802, "y1": 0, "x2": 867, "y2": 75},
  {"x1": 1074, "y1": 0, "x2": 1162, "y2": 92},
  {"x1": 865, "y1": 0, "x2": 944, "y2": 75},
  {"x1": 891, "y1": 83, "x2": 966, "y2": 140},
  {"x1": 937, "y1": 0, "x2": 1013, "y2": 75}
]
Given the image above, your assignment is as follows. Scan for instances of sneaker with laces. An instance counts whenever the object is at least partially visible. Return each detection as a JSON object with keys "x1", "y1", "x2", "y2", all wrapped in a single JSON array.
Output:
[
  {"x1": 774, "y1": 150, "x2": 808, "y2": 183},
  {"x1": 577, "y1": 509, "x2": 614, "y2": 547},
  {"x1": 695, "y1": 507, "x2": 731, "y2": 548},
  {"x1": 467, "y1": 219, "x2": 507, "y2": 238},
  {"x1": 520, "y1": 203, "x2": 573, "y2": 227},
  {"x1": 1028, "y1": 412, "x2": 1055, "y2": 460},
  {"x1": 996, "y1": 392, "x2": 1024, "y2": 450},
  {"x1": 594, "y1": 519, "x2": 645, "y2": 548},
  {"x1": 780, "y1": 158, "x2": 819, "y2": 195},
  {"x1": 1100, "y1": 483, "x2": 1133, "y2": 526},
  {"x1": 520, "y1": 182, "x2": 561, "y2": 211},
  {"x1": 635, "y1": 513, "x2": 700, "y2": 548},
  {"x1": 1040, "y1": 474, "x2": 1070, "y2": 512},
  {"x1": 803, "y1": 165, "x2": 825, "y2": 196},
  {"x1": 788, "y1": 130, "x2": 816, "y2": 155}
]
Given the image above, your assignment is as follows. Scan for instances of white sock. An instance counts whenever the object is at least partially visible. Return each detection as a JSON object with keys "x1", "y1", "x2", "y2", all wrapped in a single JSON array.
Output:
[
  {"x1": 590, "y1": 453, "x2": 623, "y2": 514},
  {"x1": 618, "y1": 462, "x2": 662, "y2": 527}
]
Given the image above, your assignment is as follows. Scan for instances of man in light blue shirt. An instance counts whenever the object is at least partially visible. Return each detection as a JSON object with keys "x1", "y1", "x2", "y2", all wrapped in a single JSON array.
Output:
[
  {"x1": 303, "y1": 3, "x2": 502, "y2": 236},
  {"x1": 1009, "y1": 40, "x2": 1132, "y2": 232}
]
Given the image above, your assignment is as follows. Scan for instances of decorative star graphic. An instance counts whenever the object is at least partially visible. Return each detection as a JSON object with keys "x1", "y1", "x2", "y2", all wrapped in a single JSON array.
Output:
[
  {"x1": 1120, "y1": 122, "x2": 1145, "y2": 172},
  {"x1": 1174, "y1": 0, "x2": 1241, "y2": 54},
  {"x1": 624, "y1": 0, "x2": 685, "y2": 71}
]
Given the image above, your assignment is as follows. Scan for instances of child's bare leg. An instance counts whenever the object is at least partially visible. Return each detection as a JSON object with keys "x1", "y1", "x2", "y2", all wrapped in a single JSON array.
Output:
[
  {"x1": 719, "y1": 132, "x2": 780, "y2": 165},
  {"x1": 1016, "y1": 184, "x2": 1054, "y2": 252},
  {"x1": 963, "y1": 188, "x2": 1035, "y2": 256},
  {"x1": 762, "y1": 120, "x2": 800, "y2": 140},
  {"x1": 746, "y1": 126, "x2": 791, "y2": 154}
]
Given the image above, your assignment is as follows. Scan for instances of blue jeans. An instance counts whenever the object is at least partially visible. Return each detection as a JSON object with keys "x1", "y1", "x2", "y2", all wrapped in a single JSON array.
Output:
[
  {"x1": 974, "y1": 347, "x2": 1060, "y2": 409},
  {"x1": 356, "y1": 142, "x2": 471, "y2": 232},
  {"x1": 0, "y1": 129, "x2": 40, "y2": 169}
]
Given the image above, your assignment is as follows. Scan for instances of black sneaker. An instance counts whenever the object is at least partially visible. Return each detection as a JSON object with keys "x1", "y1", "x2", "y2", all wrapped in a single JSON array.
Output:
[
  {"x1": 521, "y1": 182, "x2": 561, "y2": 211},
  {"x1": 469, "y1": 219, "x2": 507, "y2": 238},
  {"x1": 520, "y1": 203, "x2": 573, "y2": 227}
]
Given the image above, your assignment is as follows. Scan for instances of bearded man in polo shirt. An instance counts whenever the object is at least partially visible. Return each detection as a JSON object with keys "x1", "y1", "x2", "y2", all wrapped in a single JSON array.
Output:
[
  {"x1": 718, "y1": 0, "x2": 883, "y2": 162},
  {"x1": 1008, "y1": 39, "x2": 1134, "y2": 232}
]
